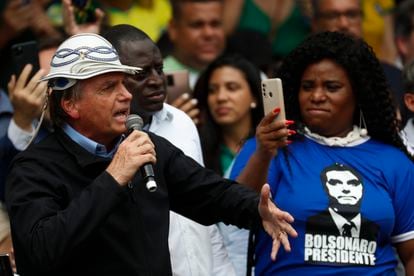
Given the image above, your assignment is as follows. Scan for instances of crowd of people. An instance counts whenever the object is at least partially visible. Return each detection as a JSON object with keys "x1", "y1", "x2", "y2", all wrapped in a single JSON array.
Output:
[{"x1": 1, "y1": 0, "x2": 414, "y2": 275}]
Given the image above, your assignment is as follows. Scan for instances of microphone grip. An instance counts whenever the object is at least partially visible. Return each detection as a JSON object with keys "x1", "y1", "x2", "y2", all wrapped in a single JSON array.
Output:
[{"x1": 141, "y1": 163, "x2": 157, "y2": 192}]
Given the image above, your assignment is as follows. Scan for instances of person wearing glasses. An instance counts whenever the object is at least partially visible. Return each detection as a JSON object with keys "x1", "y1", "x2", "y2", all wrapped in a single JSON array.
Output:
[
  {"x1": 310, "y1": 0, "x2": 403, "y2": 126},
  {"x1": 310, "y1": 0, "x2": 363, "y2": 37}
]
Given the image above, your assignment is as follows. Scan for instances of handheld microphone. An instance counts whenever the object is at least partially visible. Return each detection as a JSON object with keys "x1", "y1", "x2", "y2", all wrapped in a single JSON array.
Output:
[{"x1": 125, "y1": 114, "x2": 157, "y2": 192}]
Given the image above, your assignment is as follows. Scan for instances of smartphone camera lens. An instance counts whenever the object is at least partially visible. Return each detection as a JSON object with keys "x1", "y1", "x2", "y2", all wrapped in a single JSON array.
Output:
[{"x1": 14, "y1": 46, "x2": 23, "y2": 56}]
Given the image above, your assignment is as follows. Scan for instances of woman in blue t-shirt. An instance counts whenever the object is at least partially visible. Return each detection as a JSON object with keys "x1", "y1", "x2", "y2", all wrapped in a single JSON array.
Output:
[{"x1": 230, "y1": 31, "x2": 414, "y2": 275}]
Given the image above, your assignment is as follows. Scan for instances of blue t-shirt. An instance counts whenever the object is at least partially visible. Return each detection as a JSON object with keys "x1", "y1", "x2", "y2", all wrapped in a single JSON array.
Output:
[{"x1": 230, "y1": 136, "x2": 414, "y2": 275}]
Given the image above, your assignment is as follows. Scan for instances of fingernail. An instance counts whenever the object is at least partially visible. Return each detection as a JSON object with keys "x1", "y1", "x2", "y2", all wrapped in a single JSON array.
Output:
[
  {"x1": 190, "y1": 98, "x2": 198, "y2": 105},
  {"x1": 288, "y1": 130, "x2": 296, "y2": 135},
  {"x1": 285, "y1": 120, "x2": 295, "y2": 126},
  {"x1": 181, "y1": 93, "x2": 190, "y2": 99},
  {"x1": 286, "y1": 140, "x2": 293, "y2": 145},
  {"x1": 273, "y1": 107, "x2": 280, "y2": 114}
]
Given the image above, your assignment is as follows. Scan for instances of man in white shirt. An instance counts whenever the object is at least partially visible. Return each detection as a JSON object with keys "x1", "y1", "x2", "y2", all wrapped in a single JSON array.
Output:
[
  {"x1": 103, "y1": 24, "x2": 235, "y2": 275},
  {"x1": 400, "y1": 60, "x2": 414, "y2": 155}
]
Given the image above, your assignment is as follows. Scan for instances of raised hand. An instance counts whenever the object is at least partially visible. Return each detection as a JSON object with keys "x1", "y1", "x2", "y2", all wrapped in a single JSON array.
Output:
[
  {"x1": 62, "y1": 0, "x2": 105, "y2": 36},
  {"x1": 170, "y1": 93, "x2": 200, "y2": 125},
  {"x1": 30, "y1": 1, "x2": 60, "y2": 37},
  {"x1": 2, "y1": 0, "x2": 32, "y2": 34},
  {"x1": 255, "y1": 108, "x2": 295, "y2": 159},
  {"x1": 8, "y1": 64, "x2": 47, "y2": 131},
  {"x1": 258, "y1": 183, "x2": 297, "y2": 261}
]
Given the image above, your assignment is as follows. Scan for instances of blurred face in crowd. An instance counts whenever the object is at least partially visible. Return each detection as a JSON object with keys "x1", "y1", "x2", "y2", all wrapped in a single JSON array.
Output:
[
  {"x1": 299, "y1": 59, "x2": 356, "y2": 137},
  {"x1": 312, "y1": 0, "x2": 362, "y2": 38},
  {"x1": 207, "y1": 66, "x2": 256, "y2": 128},
  {"x1": 119, "y1": 39, "x2": 166, "y2": 119},
  {"x1": 63, "y1": 73, "x2": 132, "y2": 147},
  {"x1": 396, "y1": 29, "x2": 414, "y2": 66},
  {"x1": 168, "y1": 1, "x2": 225, "y2": 70}
]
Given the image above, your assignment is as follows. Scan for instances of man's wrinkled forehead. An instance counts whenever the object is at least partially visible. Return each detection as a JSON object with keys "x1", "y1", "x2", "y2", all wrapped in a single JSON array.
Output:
[{"x1": 315, "y1": 0, "x2": 361, "y2": 13}]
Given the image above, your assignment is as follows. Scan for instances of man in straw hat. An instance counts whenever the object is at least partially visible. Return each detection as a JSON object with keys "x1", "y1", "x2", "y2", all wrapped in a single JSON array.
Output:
[{"x1": 5, "y1": 33, "x2": 297, "y2": 275}]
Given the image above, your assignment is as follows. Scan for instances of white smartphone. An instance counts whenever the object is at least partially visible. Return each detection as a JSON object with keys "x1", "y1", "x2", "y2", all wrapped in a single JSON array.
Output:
[
  {"x1": 261, "y1": 78, "x2": 286, "y2": 122},
  {"x1": 165, "y1": 70, "x2": 191, "y2": 104}
]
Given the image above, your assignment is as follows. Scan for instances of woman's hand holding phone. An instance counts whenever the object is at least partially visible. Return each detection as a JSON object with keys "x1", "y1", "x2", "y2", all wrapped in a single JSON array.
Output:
[{"x1": 170, "y1": 94, "x2": 200, "y2": 125}]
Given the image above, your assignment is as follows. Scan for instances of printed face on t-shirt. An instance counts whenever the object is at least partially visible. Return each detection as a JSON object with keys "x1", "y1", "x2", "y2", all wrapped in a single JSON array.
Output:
[{"x1": 325, "y1": 170, "x2": 363, "y2": 206}]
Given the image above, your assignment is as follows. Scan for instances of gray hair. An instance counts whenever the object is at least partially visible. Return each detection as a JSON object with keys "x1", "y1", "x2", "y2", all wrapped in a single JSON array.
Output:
[{"x1": 48, "y1": 81, "x2": 83, "y2": 127}]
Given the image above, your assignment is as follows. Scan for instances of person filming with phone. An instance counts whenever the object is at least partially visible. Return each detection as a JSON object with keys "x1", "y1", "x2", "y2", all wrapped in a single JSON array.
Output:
[
  {"x1": 5, "y1": 33, "x2": 297, "y2": 275},
  {"x1": 229, "y1": 31, "x2": 414, "y2": 274}
]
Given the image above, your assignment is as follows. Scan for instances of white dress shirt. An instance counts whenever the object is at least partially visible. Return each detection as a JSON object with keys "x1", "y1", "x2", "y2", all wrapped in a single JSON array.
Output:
[
  {"x1": 329, "y1": 208, "x2": 361, "y2": 238},
  {"x1": 401, "y1": 118, "x2": 414, "y2": 156},
  {"x1": 149, "y1": 103, "x2": 235, "y2": 276},
  {"x1": 7, "y1": 119, "x2": 35, "y2": 150}
]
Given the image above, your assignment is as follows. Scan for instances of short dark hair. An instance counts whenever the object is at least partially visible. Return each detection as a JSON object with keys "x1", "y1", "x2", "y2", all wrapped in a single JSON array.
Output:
[
  {"x1": 394, "y1": 0, "x2": 414, "y2": 39},
  {"x1": 320, "y1": 163, "x2": 362, "y2": 187},
  {"x1": 170, "y1": 0, "x2": 222, "y2": 19},
  {"x1": 102, "y1": 24, "x2": 152, "y2": 52}
]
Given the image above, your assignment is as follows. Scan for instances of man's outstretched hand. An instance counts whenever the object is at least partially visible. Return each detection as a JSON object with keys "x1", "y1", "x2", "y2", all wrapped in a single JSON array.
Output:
[{"x1": 258, "y1": 183, "x2": 298, "y2": 261}]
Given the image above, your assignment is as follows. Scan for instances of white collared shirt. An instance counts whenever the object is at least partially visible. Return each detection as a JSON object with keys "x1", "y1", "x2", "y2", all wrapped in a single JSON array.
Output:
[
  {"x1": 400, "y1": 118, "x2": 414, "y2": 156},
  {"x1": 149, "y1": 103, "x2": 235, "y2": 276},
  {"x1": 7, "y1": 119, "x2": 36, "y2": 151},
  {"x1": 329, "y1": 207, "x2": 361, "y2": 238}
]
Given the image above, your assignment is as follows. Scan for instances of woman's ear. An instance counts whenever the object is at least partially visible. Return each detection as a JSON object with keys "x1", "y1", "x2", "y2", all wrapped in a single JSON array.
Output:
[
  {"x1": 61, "y1": 98, "x2": 80, "y2": 119},
  {"x1": 404, "y1": 93, "x2": 414, "y2": 113}
]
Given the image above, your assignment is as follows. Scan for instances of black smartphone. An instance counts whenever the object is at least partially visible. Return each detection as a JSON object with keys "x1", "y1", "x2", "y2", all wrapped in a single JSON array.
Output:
[
  {"x1": 0, "y1": 254, "x2": 13, "y2": 276},
  {"x1": 72, "y1": 0, "x2": 96, "y2": 24},
  {"x1": 11, "y1": 40, "x2": 40, "y2": 80}
]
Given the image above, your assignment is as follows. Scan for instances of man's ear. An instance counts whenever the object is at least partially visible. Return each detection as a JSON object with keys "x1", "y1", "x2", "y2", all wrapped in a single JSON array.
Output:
[
  {"x1": 395, "y1": 36, "x2": 409, "y2": 58},
  {"x1": 404, "y1": 93, "x2": 414, "y2": 112},
  {"x1": 168, "y1": 19, "x2": 178, "y2": 43},
  {"x1": 61, "y1": 98, "x2": 80, "y2": 119}
]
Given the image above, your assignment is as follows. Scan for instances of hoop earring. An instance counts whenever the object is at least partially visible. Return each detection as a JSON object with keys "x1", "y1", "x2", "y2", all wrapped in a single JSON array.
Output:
[{"x1": 359, "y1": 109, "x2": 368, "y2": 137}]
